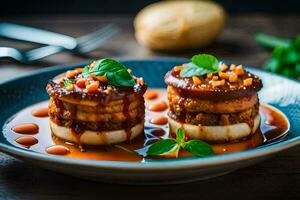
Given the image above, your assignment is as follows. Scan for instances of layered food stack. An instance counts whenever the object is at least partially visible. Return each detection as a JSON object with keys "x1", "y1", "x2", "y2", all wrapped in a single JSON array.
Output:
[
  {"x1": 46, "y1": 59, "x2": 147, "y2": 146},
  {"x1": 165, "y1": 54, "x2": 263, "y2": 142}
]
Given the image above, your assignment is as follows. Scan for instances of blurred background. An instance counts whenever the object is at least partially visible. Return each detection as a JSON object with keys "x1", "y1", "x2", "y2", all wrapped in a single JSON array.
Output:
[
  {"x1": 0, "y1": 0, "x2": 299, "y2": 82},
  {"x1": 1, "y1": 0, "x2": 300, "y2": 14}
]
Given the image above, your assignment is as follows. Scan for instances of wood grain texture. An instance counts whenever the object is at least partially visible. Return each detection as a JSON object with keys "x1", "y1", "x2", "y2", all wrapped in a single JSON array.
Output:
[{"x1": 0, "y1": 14, "x2": 300, "y2": 199}]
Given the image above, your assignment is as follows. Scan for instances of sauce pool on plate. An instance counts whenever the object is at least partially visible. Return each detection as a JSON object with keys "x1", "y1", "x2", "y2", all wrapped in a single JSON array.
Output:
[
  {"x1": 2, "y1": 89, "x2": 289, "y2": 162},
  {"x1": 148, "y1": 101, "x2": 168, "y2": 112},
  {"x1": 150, "y1": 116, "x2": 168, "y2": 125},
  {"x1": 46, "y1": 145, "x2": 70, "y2": 155},
  {"x1": 15, "y1": 136, "x2": 38, "y2": 147},
  {"x1": 31, "y1": 108, "x2": 49, "y2": 118},
  {"x1": 12, "y1": 123, "x2": 39, "y2": 134},
  {"x1": 144, "y1": 90, "x2": 159, "y2": 100}
]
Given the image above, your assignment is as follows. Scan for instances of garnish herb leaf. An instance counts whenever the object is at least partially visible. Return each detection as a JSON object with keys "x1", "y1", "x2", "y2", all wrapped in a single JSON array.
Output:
[
  {"x1": 180, "y1": 54, "x2": 219, "y2": 77},
  {"x1": 90, "y1": 59, "x2": 124, "y2": 76},
  {"x1": 255, "y1": 32, "x2": 290, "y2": 49},
  {"x1": 63, "y1": 79, "x2": 75, "y2": 88},
  {"x1": 146, "y1": 139, "x2": 178, "y2": 156},
  {"x1": 82, "y1": 65, "x2": 90, "y2": 78},
  {"x1": 138, "y1": 128, "x2": 214, "y2": 158},
  {"x1": 183, "y1": 140, "x2": 214, "y2": 157},
  {"x1": 264, "y1": 58, "x2": 280, "y2": 73},
  {"x1": 82, "y1": 58, "x2": 135, "y2": 87},
  {"x1": 191, "y1": 54, "x2": 219, "y2": 71},
  {"x1": 180, "y1": 64, "x2": 213, "y2": 77},
  {"x1": 107, "y1": 70, "x2": 136, "y2": 87},
  {"x1": 256, "y1": 33, "x2": 300, "y2": 79},
  {"x1": 176, "y1": 128, "x2": 185, "y2": 145}
]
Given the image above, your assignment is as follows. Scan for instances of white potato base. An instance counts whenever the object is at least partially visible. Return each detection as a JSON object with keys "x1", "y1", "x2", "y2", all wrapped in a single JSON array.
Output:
[
  {"x1": 50, "y1": 120, "x2": 144, "y2": 145},
  {"x1": 169, "y1": 114, "x2": 260, "y2": 142}
]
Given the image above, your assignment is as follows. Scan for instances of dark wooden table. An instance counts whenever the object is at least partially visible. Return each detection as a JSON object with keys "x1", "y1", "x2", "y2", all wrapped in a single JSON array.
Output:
[{"x1": 0, "y1": 14, "x2": 300, "y2": 200}]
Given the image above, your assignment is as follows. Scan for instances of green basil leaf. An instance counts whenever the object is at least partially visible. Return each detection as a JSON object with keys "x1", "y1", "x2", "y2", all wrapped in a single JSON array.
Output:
[
  {"x1": 105, "y1": 70, "x2": 135, "y2": 87},
  {"x1": 295, "y1": 63, "x2": 300, "y2": 74},
  {"x1": 176, "y1": 128, "x2": 185, "y2": 145},
  {"x1": 183, "y1": 140, "x2": 214, "y2": 157},
  {"x1": 264, "y1": 58, "x2": 281, "y2": 73},
  {"x1": 258, "y1": 33, "x2": 300, "y2": 80},
  {"x1": 192, "y1": 54, "x2": 219, "y2": 71},
  {"x1": 63, "y1": 79, "x2": 75, "y2": 88},
  {"x1": 282, "y1": 67, "x2": 295, "y2": 78},
  {"x1": 272, "y1": 47, "x2": 285, "y2": 60},
  {"x1": 93, "y1": 58, "x2": 124, "y2": 72},
  {"x1": 180, "y1": 64, "x2": 213, "y2": 77},
  {"x1": 293, "y1": 35, "x2": 300, "y2": 50},
  {"x1": 179, "y1": 54, "x2": 219, "y2": 77},
  {"x1": 89, "y1": 71, "x2": 106, "y2": 77},
  {"x1": 255, "y1": 32, "x2": 290, "y2": 49},
  {"x1": 87, "y1": 58, "x2": 135, "y2": 87},
  {"x1": 284, "y1": 49, "x2": 299, "y2": 64},
  {"x1": 147, "y1": 139, "x2": 178, "y2": 156},
  {"x1": 82, "y1": 65, "x2": 90, "y2": 78}
]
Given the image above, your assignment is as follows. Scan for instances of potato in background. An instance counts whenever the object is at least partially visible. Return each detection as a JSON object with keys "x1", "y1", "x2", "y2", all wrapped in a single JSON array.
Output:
[{"x1": 134, "y1": 0, "x2": 226, "y2": 51}]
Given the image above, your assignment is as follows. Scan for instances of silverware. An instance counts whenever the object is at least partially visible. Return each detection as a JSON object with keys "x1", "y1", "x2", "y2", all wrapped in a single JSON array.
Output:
[
  {"x1": 0, "y1": 46, "x2": 63, "y2": 63},
  {"x1": 0, "y1": 24, "x2": 119, "y2": 63},
  {"x1": 0, "y1": 23, "x2": 77, "y2": 49},
  {"x1": 0, "y1": 23, "x2": 119, "y2": 53}
]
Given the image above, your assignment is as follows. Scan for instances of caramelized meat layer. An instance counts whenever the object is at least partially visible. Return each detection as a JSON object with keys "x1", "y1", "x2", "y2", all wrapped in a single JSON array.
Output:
[
  {"x1": 165, "y1": 63, "x2": 262, "y2": 127},
  {"x1": 49, "y1": 97, "x2": 145, "y2": 123},
  {"x1": 49, "y1": 96, "x2": 145, "y2": 132},
  {"x1": 167, "y1": 86, "x2": 258, "y2": 113},
  {"x1": 168, "y1": 103, "x2": 259, "y2": 126},
  {"x1": 46, "y1": 73, "x2": 147, "y2": 104},
  {"x1": 49, "y1": 117, "x2": 144, "y2": 132},
  {"x1": 47, "y1": 70, "x2": 147, "y2": 133},
  {"x1": 165, "y1": 67, "x2": 262, "y2": 100}
]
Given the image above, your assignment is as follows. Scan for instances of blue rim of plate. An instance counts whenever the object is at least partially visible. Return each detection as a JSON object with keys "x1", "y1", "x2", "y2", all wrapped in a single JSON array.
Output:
[{"x1": 1, "y1": 57, "x2": 300, "y2": 170}]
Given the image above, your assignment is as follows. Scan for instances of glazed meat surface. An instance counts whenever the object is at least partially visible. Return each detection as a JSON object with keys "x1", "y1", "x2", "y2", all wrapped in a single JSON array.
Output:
[
  {"x1": 46, "y1": 74, "x2": 147, "y2": 104},
  {"x1": 165, "y1": 66, "x2": 262, "y2": 100},
  {"x1": 165, "y1": 63, "x2": 262, "y2": 126},
  {"x1": 169, "y1": 103, "x2": 259, "y2": 126},
  {"x1": 49, "y1": 97, "x2": 145, "y2": 123},
  {"x1": 167, "y1": 86, "x2": 258, "y2": 113},
  {"x1": 46, "y1": 68, "x2": 146, "y2": 133}
]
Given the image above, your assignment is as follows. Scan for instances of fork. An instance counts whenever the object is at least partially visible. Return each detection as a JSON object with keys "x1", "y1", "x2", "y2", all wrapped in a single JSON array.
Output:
[{"x1": 0, "y1": 24, "x2": 119, "y2": 63}]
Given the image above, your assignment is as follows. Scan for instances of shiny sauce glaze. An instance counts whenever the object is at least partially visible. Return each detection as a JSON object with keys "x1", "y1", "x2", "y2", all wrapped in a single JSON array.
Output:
[
  {"x1": 31, "y1": 108, "x2": 49, "y2": 117},
  {"x1": 46, "y1": 145, "x2": 70, "y2": 155},
  {"x1": 15, "y1": 136, "x2": 38, "y2": 147},
  {"x1": 150, "y1": 116, "x2": 168, "y2": 125},
  {"x1": 164, "y1": 68, "x2": 263, "y2": 100},
  {"x1": 12, "y1": 123, "x2": 39, "y2": 134},
  {"x1": 148, "y1": 101, "x2": 168, "y2": 112},
  {"x1": 144, "y1": 90, "x2": 159, "y2": 100},
  {"x1": 3, "y1": 89, "x2": 289, "y2": 162}
]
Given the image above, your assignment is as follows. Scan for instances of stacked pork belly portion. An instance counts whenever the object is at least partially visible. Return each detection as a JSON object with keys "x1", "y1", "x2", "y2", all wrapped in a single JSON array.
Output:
[
  {"x1": 165, "y1": 64, "x2": 263, "y2": 142},
  {"x1": 46, "y1": 61, "x2": 147, "y2": 146}
]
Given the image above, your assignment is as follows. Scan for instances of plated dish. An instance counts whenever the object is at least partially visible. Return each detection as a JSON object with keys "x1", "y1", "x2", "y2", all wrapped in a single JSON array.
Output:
[
  {"x1": 165, "y1": 58, "x2": 263, "y2": 142},
  {"x1": 46, "y1": 59, "x2": 147, "y2": 146},
  {"x1": 0, "y1": 57, "x2": 299, "y2": 184}
]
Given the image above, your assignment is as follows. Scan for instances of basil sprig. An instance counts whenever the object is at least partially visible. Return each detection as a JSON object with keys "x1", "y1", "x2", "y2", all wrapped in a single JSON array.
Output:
[
  {"x1": 82, "y1": 58, "x2": 135, "y2": 87},
  {"x1": 146, "y1": 128, "x2": 214, "y2": 157},
  {"x1": 146, "y1": 139, "x2": 178, "y2": 156},
  {"x1": 255, "y1": 33, "x2": 300, "y2": 79},
  {"x1": 180, "y1": 54, "x2": 220, "y2": 77}
]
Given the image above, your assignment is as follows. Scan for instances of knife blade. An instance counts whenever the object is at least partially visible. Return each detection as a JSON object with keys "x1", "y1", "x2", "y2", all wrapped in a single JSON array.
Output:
[{"x1": 0, "y1": 23, "x2": 77, "y2": 49}]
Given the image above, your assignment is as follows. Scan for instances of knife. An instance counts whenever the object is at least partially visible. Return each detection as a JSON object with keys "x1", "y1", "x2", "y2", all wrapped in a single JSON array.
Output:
[{"x1": 0, "y1": 22, "x2": 77, "y2": 49}]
